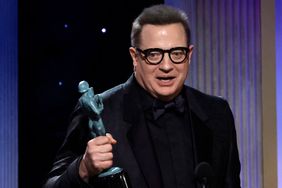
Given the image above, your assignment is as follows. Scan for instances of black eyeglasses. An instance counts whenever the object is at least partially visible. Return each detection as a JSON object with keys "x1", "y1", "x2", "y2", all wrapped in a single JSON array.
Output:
[{"x1": 136, "y1": 47, "x2": 189, "y2": 65}]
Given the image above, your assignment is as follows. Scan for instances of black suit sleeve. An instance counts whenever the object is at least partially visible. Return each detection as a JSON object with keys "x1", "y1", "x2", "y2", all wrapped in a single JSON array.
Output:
[
  {"x1": 224, "y1": 101, "x2": 241, "y2": 188},
  {"x1": 43, "y1": 106, "x2": 93, "y2": 188}
]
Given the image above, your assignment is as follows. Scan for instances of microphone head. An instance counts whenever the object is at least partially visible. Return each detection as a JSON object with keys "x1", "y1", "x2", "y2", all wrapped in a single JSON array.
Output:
[{"x1": 194, "y1": 162, "x2": 213, "y2": 186}]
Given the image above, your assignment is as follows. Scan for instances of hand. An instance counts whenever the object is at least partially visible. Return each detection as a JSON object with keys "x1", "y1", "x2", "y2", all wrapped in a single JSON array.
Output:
[{"x1": 79, "y1": 133, "x2": 117, "y2": 182}]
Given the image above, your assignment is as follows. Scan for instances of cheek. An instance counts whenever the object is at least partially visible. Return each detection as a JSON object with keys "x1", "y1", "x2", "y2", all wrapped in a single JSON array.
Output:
[
  {"x1": 178, "y1": 64, "x2": 189, "y2": 75},
  {"x1": 139, "y1": 63, "x2": 155, "y2": 76},
  {"x1": 177, "y1": 65, "x2": 189, "y2": 83},
  {"x1": 135, "y1": 64, "x2": 153, "y2": 84}
]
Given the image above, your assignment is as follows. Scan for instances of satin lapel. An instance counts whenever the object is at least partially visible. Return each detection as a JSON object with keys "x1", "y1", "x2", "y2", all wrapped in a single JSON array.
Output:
[
  {"x1": 184, "y1": 87, "x2": 213, "y2": 165},
  {"x1": 122, "y1": 76, "x2": 162, "y2": 188}
]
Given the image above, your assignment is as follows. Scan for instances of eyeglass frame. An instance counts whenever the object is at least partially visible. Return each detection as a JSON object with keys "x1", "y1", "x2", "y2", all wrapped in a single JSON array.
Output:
[{"x1": 135, "y1": 46, "x2": 190, "y2": 65}]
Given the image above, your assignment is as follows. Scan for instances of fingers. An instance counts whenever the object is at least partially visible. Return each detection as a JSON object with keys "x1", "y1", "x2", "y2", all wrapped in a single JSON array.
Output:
[
  {"x1": 89, "y1": 133, "x2": 117, "y2": 145},
  {"x1": 79, "y1": 134, "x2": 117, "y2": 180}
]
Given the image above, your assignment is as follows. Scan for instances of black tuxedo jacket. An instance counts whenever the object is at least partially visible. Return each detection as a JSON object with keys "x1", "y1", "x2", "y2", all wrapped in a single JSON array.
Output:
[{"x1": 43, "y1": 75, "x2": 241, "y2": 188}]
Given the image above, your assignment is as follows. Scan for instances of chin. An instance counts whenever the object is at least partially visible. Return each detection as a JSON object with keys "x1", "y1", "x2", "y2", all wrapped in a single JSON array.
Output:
[{"x1": 156, "y1": 91, "x2": 177, "y2": 101}]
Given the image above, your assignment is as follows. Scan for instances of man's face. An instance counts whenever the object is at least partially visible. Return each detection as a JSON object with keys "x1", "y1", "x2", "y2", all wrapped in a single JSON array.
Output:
[{"x1": 129, "y1": 23, "x2": 193, "y2": 101}]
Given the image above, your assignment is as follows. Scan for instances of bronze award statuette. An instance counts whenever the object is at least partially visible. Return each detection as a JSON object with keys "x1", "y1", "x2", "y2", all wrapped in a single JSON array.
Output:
[{"x1": 78, "y1": 80, "x2": 131, "y2": 188}]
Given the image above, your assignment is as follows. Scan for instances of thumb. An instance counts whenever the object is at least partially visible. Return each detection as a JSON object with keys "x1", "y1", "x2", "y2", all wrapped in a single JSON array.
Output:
[{"x1": 106, "y1": 133, "x2": 117, "y2": 144}]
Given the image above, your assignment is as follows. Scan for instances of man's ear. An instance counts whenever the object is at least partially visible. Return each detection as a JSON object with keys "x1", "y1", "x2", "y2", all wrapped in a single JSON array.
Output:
[
  {"x1": 188, "y1": 44, "x2": 194, "y2": 65},
  {"x1": 129, "y1": 47, "x2": 138, "y2": 67}
]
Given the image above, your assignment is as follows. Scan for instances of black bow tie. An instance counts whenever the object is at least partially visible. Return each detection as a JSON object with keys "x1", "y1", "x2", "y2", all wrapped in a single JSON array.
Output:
[{"x1": 152, "y1": 95, "x2": 185, "y2": 120}]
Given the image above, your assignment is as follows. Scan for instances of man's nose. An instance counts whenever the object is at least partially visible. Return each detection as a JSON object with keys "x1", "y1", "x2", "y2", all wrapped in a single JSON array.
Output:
[{"x1": 159, "y1": 53, "x2": 173, "y2": 71}]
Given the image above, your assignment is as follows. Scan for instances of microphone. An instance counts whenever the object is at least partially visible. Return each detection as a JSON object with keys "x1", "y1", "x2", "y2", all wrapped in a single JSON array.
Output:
[{"x1": 194, "y1": 162, "x2": 213, "y2": 188}]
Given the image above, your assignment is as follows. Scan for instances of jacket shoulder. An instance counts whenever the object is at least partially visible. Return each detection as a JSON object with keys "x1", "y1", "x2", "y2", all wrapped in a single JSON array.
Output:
[
  {"x1": 185, "y1": 86, "x2": 231, "y2": 116},
  {"x1": 99, "y1": 83, "x2": 124, "y2": 100},
  {"x1": 186, "y1": 86, "x2": 227, "y2": 102},
  {"x1": 98, "y1": 75, "x2": 135, "y2": 103}
]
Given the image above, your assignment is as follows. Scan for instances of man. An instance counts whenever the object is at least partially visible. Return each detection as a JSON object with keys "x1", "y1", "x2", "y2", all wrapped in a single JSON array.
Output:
[{"x1": 43, "y1": 4, "x2": 241, "y2": 188}]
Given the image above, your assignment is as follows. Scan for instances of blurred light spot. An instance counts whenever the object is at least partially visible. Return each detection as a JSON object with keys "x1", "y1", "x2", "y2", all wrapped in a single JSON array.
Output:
[{"x1": 101, "y1": 28, "x2": 106, "y2": 33}]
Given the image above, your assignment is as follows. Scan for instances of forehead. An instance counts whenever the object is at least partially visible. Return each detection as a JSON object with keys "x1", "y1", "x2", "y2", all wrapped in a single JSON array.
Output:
[{"x1": 139, "y1": 23, "x2": 187, "y2": 48}]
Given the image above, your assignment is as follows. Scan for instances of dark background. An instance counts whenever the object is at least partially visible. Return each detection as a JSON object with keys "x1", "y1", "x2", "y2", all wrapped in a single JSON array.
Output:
[{"x1": 19, "y1": 0, "x2": 163, "y2": 187}]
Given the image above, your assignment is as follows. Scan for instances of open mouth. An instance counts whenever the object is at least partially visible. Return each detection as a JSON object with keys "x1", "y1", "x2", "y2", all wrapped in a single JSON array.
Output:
[
  {"x1": 156, "y1": 76, "x2": 176, "y2": 85},
  {"x1": 157, "y1": 76, "x2": 175, "y2": 81}
]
